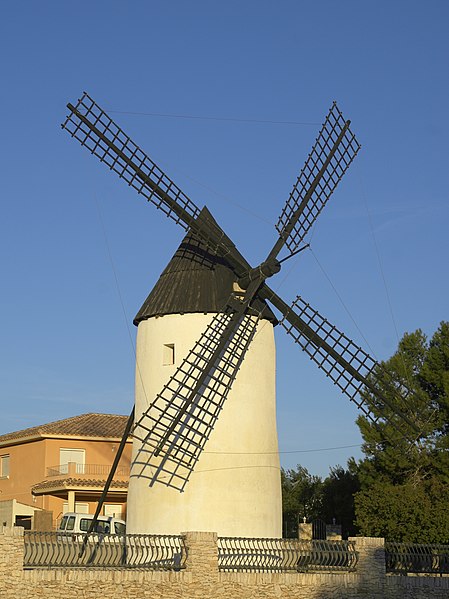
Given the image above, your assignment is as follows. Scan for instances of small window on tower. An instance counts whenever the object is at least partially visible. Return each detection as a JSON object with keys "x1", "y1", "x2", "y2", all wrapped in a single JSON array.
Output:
[{"x1": 163, "y1": 343, "x2": 175, "y2": 366}]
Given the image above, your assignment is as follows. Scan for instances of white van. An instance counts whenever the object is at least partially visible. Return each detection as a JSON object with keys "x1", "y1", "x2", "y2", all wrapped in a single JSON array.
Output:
[{"x1": 57, "y1": 512, "x2": 126, "y2": 536}]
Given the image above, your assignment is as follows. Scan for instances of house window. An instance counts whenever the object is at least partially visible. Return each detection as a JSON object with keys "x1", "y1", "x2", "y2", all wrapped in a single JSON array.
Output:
[
  {"x1": 0, "y1": 455, "x2": 10, "y2": 478},
  {"x1": 60, "y1": 448, "x2": 85, "y2": 474},
  {"x1": 163, "y1": 343, "x2": 175, "y2": 366}
]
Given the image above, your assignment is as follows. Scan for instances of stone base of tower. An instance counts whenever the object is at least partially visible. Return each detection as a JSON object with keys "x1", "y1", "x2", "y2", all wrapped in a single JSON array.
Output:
[{"x1": 126, "y1": 313, "x2": 282, "y2": 538}]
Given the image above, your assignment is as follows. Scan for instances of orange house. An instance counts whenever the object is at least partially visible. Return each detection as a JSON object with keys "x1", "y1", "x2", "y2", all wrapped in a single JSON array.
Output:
[{"x1": 0, "y1": 413, "x2": 132, "y2": 529}]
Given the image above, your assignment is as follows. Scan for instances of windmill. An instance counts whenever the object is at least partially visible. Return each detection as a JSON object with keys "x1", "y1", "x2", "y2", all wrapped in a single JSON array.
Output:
[{"x1": 62, "y1": 94, "x2": 417, "y2": 537}]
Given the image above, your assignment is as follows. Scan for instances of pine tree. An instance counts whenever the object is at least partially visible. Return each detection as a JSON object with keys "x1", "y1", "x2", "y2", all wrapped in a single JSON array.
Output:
[{"x1": 354, "y1": 322, "x2": 449, "y2": 541}]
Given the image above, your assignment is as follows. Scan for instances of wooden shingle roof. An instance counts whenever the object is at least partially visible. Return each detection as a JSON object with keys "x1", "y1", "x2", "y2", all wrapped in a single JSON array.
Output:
[{"x1": 134, "y1": 208, "x2": 277, "y2": 325}]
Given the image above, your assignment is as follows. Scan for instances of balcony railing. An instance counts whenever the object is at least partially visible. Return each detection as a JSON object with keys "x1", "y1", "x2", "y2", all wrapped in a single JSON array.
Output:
[
  {"x1": 46, "y1": 464, "x2": 130, "y2": 478},
  {"x1": 217, "y1": 537, "x2": 358, "y2": 572},
  {"x1": 24, "y1": 532, "x2": 186, "y2": 570}
]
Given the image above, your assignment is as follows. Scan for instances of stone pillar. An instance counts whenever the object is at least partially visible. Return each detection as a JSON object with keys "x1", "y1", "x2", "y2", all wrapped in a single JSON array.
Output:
[
  {"x1": 33, "y1": 509, "x2": 53, "y2": 531},
  {"x1": 298, "y1": 522, "x2": 312, "y2": 541},
  {"x1": 182, "y1": 531, "x2": 219, "y2": 582},
  {"x1": 349, "y1": 536, "x2": 386, "y2": 597},
  {"x1": 0, "y1": 526, "x2": 24, "y2": 583}
]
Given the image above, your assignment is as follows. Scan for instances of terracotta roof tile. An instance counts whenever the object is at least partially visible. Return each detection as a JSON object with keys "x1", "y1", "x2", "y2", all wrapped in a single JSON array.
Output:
[
  {"x1": 0, "y1": 413, "x2": 130, "y2": 445},
  {"x1": 32, "y1": 477, "x2": 128, "y2": 493}
]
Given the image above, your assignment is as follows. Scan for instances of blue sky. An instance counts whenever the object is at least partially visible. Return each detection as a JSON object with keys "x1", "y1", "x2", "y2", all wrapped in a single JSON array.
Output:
[{"x1": 1, "y1": 1, "x2": 448, "y2": 477}]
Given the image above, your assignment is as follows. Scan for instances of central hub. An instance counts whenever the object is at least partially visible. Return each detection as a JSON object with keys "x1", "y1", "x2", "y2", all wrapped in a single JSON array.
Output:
[{"x1": 237, "y1": 259, "x2": 281, "y2": 290}]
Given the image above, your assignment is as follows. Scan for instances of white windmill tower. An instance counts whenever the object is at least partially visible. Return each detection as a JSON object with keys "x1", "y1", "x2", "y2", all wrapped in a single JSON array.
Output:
[
  {"x1": 62, "y1": 93, "x2": 419, "y2": 538},
  {"x1": 127, "y1": 217, "x2": 281, "y2": 536}
]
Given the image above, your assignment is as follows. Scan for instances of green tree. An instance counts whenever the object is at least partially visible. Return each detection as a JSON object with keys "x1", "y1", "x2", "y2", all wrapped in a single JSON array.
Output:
[
  {"x1": 355, "y1": 479, "x2": 449, "y2": 543},
  {"x1": 354, "y1": 322, "x2": 449, "y2": 542},
  {"x1": 281, "y1": 466, "x2": 323, "y2": 538},
  {"x1": 321, "y1": 464, "x2": 360, "y2": 538},
  {"x1": 282, "y1": 464, "x2": 360, "y2": 539}
]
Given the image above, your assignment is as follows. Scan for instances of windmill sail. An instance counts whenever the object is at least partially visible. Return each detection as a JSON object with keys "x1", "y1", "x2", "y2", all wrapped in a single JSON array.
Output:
[
  {"x1": 132, "y1": 309, "x2": 260, "y2": 491},
  {"x1": 62, "y1": 92, "x2": 202, "y2": 230},
  {"x1": 275, "y1": 102, "x2": 361, "y2": 257},
  {"x1": 62, "y1": 94, "x2": 251, "y2": 273},
  {"x1": 269, "y1": 291, "x2": 418, "y2": 437},
  {"x1": 279, "y1": 294, "x2": 378, "y2": 411}
]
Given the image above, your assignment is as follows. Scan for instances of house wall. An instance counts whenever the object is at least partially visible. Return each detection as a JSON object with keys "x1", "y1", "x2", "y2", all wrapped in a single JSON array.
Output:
[
  {"x1": 1, "y1": 528, "x2": 449, "y2": 599},
  {"x1": 0, "y1": 500, "x2": 42, "y2": 529},
  {"x1": 43, "y1": 437, "x2": 131, "y2": 473},
  {"x1": 42, "y1": 438, "x2": 132, "y2": 523},
  {"x1": 0, "y1": 440, "x2": 46, "y2": 507},
  {"x1": 0, "y1": 436, "x2": 131, "y2": 528}
]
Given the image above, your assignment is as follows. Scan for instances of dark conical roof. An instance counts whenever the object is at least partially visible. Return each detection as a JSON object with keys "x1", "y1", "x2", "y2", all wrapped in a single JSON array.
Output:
[{"x1": 134, "y1": 210, "x2": 276, "y2": 325}]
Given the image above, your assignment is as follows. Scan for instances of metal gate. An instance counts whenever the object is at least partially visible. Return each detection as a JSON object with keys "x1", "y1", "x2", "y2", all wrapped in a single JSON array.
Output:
[{"x1": 312, "y1": 519, "x2": 327, "y2": 540}]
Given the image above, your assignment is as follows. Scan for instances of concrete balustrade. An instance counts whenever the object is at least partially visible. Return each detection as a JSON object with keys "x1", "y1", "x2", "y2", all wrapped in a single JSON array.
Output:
[{"x1": 1, "y1": 526, "x2": 449, "y2": 598}]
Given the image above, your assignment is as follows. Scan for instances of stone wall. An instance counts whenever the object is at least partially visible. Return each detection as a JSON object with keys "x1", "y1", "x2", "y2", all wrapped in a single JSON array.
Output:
[{"x1": 1, "y1": 527, "x2": 449, "y2": 599}]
